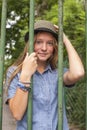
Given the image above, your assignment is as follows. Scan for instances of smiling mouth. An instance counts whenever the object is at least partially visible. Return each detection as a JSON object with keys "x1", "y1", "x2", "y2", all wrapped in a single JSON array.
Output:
[
  {"x1": 38, "y1": 53, "x2": 47, "y2": 57},
  {"x1": 38, "y1": 53, "x2": 47, "y2": 56}
]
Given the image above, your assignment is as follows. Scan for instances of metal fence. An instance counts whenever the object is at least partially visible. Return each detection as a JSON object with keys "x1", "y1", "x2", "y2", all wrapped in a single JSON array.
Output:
[
  {"x1": 0, "y1": 0, "x2": 7, "y2": 130},
  {"x1": 65, "y1": 81, "x2": 85, "y2": 130}
]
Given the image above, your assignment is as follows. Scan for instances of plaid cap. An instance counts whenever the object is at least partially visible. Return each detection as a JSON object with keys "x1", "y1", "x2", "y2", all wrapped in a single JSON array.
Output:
[{"x1": 34, "y1": 20, "x2": 58, "y2": 41}]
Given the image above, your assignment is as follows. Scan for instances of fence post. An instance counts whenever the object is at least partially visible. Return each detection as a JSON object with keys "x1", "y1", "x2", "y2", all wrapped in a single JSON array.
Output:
[
  {"x1": 27, "y1": 0, "x2": 35, "y2": 130},
  {"x1": 58, "y1": 0, "x2": 63, "y2": 130},
  {"x1": 85, "y1": 0, "x2": 87, "y2": 129},
  {"x1": 0, "y1": 0, "x2": 7, "y2": 130}
]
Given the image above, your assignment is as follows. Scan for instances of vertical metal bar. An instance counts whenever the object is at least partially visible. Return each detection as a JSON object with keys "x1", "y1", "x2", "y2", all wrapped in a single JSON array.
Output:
[
  {"x1": 0, "y1": 0, "x2": 7, "y2": 130},
  {"x1": 85, "y1": 0, "x2": 87, "y2": 129},
  {"x1": 27, "y1": 0, "x2": 35, "y2": 130},
  {"x1": 58, "y1": 0, "x2": 63, "y2": 129}
]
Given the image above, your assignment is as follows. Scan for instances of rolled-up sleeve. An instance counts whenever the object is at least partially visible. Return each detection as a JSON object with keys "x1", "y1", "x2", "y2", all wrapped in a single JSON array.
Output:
[{"x1": 5, "y1": 66, "x2": 19, "y2": 103}]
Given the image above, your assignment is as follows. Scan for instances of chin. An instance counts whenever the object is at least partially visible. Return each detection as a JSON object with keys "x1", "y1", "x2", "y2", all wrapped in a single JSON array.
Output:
[{"x1": 38, "y1": 58, "x2": 48, "y2": 62}]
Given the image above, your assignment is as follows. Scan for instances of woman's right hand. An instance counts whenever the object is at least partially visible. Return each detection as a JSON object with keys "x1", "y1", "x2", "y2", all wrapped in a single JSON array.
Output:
[{"x1": 19, "y1": 52, "x2": 38, "y2": 82}]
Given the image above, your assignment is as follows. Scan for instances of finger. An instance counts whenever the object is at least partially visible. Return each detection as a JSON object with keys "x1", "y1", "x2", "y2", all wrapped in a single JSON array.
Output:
[
  {"x1": 54, "y1": 25, "x2": 59, "y2": 31},
  {"x1": 34, "y1": 57, "x2": 37, "y2": 61},
  {"x1": 26, "y1": 52, "x2": 29, "y2": 56},
  {"x1": 25, "y1": 52, "x2": 29, "y2": 59},
  {"x1": 29, "y1": 52, "x2": 37, "y2": 58},
  {"x1": 34, "y1": 60, "x2": 37, "y2": 64}
]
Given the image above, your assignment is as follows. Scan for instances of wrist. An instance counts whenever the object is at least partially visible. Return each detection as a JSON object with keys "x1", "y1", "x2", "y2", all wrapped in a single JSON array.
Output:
[
  {"x1": 17, "y1": 81, "x2": 31, "y2": 92},
  {"x1": 63, "y1": 35, "x2": 70, "y2": 44},
  {"x1": 19, "y1": 80, "x2": 31, "y2": 87},
  {"x1": 20, "y1": 72, "x2": 32, "y2": 83}
]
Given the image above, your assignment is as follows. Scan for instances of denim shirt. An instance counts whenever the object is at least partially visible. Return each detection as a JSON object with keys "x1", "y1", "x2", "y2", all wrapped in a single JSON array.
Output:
[{"x1": 6, "y1": 65, "x2": 69, "y2": 130}]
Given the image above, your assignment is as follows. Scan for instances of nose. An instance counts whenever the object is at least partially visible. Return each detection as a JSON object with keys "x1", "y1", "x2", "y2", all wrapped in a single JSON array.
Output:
[{"x1": 41, "y1": 42, "x2": 47, "y2": 51}]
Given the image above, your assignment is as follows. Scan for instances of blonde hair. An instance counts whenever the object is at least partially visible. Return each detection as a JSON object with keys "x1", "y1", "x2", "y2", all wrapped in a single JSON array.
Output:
[{"x1": 7, "y1": 33, "x2": 58, "y2": 86}]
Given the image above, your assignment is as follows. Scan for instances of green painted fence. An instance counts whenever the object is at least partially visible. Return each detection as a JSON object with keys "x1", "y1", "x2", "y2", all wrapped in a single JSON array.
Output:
[
  {"x1": 0, "y1": 0, "x2": 7, "y2": 130},
  {"x1": 28, "y1": 0, "x2": 35, "y2": 130}
]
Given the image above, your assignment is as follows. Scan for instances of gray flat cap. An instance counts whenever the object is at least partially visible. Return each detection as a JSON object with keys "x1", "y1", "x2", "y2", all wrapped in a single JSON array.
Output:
[{"x1": 34, "y1": 20, "x2": 58, "y2": 41}]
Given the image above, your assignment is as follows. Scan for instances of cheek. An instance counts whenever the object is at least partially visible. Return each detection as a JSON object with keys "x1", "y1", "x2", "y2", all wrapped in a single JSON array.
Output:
[
  {"x1": 34, "y1": 45, "x2": 39, "y2": 52},
  {"x1": 49, "y1": 48, "x2": 54, "y2": 54}
]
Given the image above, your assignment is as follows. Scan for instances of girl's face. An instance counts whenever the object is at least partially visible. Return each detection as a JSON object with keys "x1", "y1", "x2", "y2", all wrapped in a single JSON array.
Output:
[{"x1": 34, "y1": 32, "x2": 55, "y2": 63}]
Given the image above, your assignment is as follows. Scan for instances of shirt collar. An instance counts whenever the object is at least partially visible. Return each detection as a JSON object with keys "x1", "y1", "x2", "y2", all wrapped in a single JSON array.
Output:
[
  {"x1": 36, "y1": 64, "x2": 53, "y2": 75},
  {"x1": 45, "y1": 64, "x2": 52, "y2": 72}
]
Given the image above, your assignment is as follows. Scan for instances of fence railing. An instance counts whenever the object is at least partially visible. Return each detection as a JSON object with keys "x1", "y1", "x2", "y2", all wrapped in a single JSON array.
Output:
[
  {"x1": 28, "y1": 0, "x2": 35, "y2": 130},
  {"x1": 0, "y1": 0, "x2": 7, "y2": 130},
  {"x1": 58, "y1": 0, "x2": 63, "y2": 129}
]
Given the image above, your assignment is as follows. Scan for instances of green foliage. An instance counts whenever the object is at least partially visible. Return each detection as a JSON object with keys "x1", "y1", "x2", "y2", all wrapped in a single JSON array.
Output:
[
  {"x1": 65, "y1": 78, "x2": 86, "y2": 130},
  {"x1": 5, "y1": 0, "x2": 29, "y2": 64},
  {"x1": 63, "y1": 0, "x2": 85, "y2": 62}
]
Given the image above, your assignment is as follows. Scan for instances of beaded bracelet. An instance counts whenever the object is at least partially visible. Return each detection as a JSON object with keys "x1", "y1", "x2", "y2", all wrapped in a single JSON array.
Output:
[
  {"x1": 19, "y1": 80, "x2": 31, "y2": 85},
  {"x1": 17, "y1": 81, "x2": 31, "y2": 92}
]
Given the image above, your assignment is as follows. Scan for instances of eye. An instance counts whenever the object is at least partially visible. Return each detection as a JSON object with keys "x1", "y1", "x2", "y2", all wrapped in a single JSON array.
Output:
[
  {"x1": 47, "y1": 41, "x2": 54, "y2": 46},
  {"x1": 35, "y1": 40, "x2": 42, "y2": 44}
]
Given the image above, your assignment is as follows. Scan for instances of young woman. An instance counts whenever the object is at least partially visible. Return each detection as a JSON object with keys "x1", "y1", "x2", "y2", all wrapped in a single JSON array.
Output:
[{"x1": 5, "y1": 20, "x2": 85, "y2": 130}]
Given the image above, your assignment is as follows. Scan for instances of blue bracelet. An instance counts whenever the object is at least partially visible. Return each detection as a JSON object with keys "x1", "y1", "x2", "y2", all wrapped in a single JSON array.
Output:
[{"x1": 17, "y1": 82, "x2": 31, "y2": 92}]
